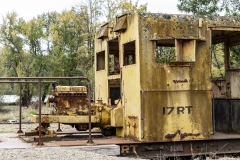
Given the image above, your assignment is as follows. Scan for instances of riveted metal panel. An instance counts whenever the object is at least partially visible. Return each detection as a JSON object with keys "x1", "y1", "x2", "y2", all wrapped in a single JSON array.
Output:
[
  {"x1": 142, "y1": 91, "x2": 212, "y2": 142},
  {"x1": 175, "y1": 39, "x2": 196, "y2": 62},
  {"x1": 228, "y1": 71, "x2": 240, "y2": 98},
  {"x1": 214, "y1": 99, "x2": 240, "y2": 133},
  {"x1": 111, "y1": 107, "x2": 123, "y2": 127},
  {"x1": 138, "y1": 13, "x2": 212, "y2": 142}
]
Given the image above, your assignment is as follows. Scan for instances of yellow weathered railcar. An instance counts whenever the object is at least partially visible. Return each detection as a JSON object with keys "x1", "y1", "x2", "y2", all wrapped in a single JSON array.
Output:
[
  {"x1": 30, "y1": 13, "x2": 240, "y2": 145},
  {"x1": 94, "y1": 13, "x2": 240, "y2": 142}
]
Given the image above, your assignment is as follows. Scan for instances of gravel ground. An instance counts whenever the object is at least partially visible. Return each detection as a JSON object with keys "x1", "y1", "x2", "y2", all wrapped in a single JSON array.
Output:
[
  {"x1": 0, "y1": 124, "x2": 239, "y2": 159},
  {"x1": 0, "y1": 147, "x2": 141, "y2": 160},
  {"x1": 0, "y1": 123, "x2": 144, "y2": 160}
]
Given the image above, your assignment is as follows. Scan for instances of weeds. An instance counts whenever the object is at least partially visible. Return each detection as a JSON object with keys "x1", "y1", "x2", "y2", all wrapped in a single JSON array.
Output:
[
  {"x1": 0, "y1": 105, "x2": 38, "y2": 122},
  {"x1": 28, "y1": 110, "x2": 37, "y2": 115}
]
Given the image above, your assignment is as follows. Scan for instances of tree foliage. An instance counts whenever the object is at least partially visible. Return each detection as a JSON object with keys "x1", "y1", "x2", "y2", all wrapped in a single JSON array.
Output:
[
  {"x1": 177, "y1": 0, "x2": 240, "y2": 78},
  {"x1": 229, "y1": 45, "x2": 240, "y2": 68},
  {"x1": 156, "y1": 47, "x2": 175, "y2": 63},
  {"x1": 211, "y1": 44, "x2": 225, "y2": 77},
  {"x1": 177, "y1": 0, "x2": 240, "y2": 15},
  {"x1": 0, "y1": 12, "x2": 47, "y2": 105},
  {"x1": 103, "y1": 0, "x2": 147, "y2": 21}
]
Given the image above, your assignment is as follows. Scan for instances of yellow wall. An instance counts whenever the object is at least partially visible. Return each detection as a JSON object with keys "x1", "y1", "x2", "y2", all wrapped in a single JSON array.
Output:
[
  {"x1": 95, "y1": 13, "x2": 214, "y2": 142},
  {"x1": 138, "y1": 14, "x2": 212, "y2": 142}
]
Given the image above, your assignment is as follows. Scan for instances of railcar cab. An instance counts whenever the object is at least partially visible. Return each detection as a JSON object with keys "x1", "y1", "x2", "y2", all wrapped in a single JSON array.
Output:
[
  {"x1": 210, "y1": 23, "x2": 240, "y2": 133},
  {"x1": 95, "y1": 13, "x2": 240, "y2": 142}
]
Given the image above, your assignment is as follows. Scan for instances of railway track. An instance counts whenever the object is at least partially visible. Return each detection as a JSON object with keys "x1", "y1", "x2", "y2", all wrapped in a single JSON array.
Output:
[
  {"x1": 17, "y1": 130, "x2": 240, "y2": 159},
  {"x1": 19, "y1": 130, "x2": 104, "y2": 143},
  {"x1": 0, "y1": 122, "x2": 31, "y2": 124},
  {"x1": 3, "y1": 122, "x2": 240, "y2": 159}
]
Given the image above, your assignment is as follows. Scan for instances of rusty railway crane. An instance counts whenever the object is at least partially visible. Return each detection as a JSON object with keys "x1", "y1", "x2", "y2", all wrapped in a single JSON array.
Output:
[{"x1": 30, "y1": 13, "x2": 240, "y2": 159}]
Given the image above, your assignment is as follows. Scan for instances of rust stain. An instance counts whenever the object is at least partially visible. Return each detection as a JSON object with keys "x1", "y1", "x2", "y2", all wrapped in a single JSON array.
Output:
[
  {"x1": 180, "y1": 132, "x2": 200, "y2": 139},
  {"x1": 165, "y1": 130, "x2": 200, "y2": 141},
  {"x1": 128, "y1": 116, "x2": 138, "y2": 119},
  {"x1": 165, "y1": 130, "x2": 181, "y2": 140}
]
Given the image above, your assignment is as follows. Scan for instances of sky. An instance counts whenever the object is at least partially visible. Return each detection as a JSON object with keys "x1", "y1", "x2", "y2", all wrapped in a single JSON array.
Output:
[{"x1": 0, "y1": 0, "x2": 181, "y2": 21}]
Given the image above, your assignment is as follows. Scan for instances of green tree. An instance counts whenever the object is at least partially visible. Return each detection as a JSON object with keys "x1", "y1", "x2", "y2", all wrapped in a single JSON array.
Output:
[
  {"x1": 177, "y1": 0, "x2": 240, "y2": 15},
  {"x1": 0, "y1": 0, "x2": 149, "y2": 102},
  {"x1": 211, "y1": 44, "x2": 224, "y2": 77},
  {"x1": 72, "y1": 0, "x2": 104, "y2": 88},
  {"x1": 0, "y1": 12, "x2": 47, "y2": 105},
  {"x1": 156, "y1": 47, "x2": 175, "y2": 63},
  {"x1": 103, "y1": 0, "x2": 147, "y2": 21},
  {"x1": 229, "y1": 45, "x2": 240, "y2": 68},
  {"x1": 177, "y1": 0, "x2": 240, "y2": 78},
  {"x1": 118, "y1": 0, "x2": 147, "y2": 14},
  {"x1": 47, "y1": 10, "x2": 85, "y2": 77}
]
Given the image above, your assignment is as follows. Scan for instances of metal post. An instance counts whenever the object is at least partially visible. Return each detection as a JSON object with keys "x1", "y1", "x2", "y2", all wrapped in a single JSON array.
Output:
[
  {"x1": 17, "y1": 84, "x2": 23, "y2": 133},
  {"x1": 57, "y1": 123, "x2": 62, "y2": 132},
  {"x1": 87, "y1": 81, "x2": 94, "y2": 144},
  {"x1": 37, "y1": 78, "x2": 43, "y2": 145},
  {"x1": 212, "y1": 90, "x2": 215, "y2": 134},
  {"x1": 0, "y1": 77, "x2": 91, "y2": 143}
]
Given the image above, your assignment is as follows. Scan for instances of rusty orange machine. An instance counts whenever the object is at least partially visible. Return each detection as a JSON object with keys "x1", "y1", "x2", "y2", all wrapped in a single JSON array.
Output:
[
  {"x1": 30, "y1": 84, "x2": 112, "y2": 134},
  {"x1": 31, "y1": 13, "x2": 240, "y2": 145}
]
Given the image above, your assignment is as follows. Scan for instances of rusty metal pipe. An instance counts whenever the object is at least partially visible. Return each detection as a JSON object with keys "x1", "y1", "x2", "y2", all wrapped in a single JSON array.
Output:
[
  {"x1": 17, "y1": 84, "x2": 23, "y2": 134},
  {"x1": 87, "y1": 79, "x2": 94, "y2": 144},
  {"x1": 57, "y1": 123, "x2": 62, "y2": 132},
  {"x1": 0, "y1": 76, "x2": 88, "y2": 80},
  {"x1": 0, "y1": 77, "x2": 92, "y2": 145},
  {"x1": 37, "y1": 78, "x2": 43, "y2": 145},
  {"x1": 212, "y1": 90, "x2": 215, "y2": 134},
  {"x1": 0, "y1": 81, "x2": 57, "y2": 83},
  {"x1": 141, "y1": 90, "x2": 144, "y2": 139}
]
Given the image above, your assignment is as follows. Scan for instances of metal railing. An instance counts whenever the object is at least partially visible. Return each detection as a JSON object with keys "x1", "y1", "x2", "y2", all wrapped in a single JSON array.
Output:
[{"x1": 0, "y1": 77, "x2": 93, "y2": 145}]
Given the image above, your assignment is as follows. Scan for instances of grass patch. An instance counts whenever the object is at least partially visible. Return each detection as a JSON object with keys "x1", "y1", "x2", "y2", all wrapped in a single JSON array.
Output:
[
  {"x1": 29, "y1": 110, "x2": 37, "y2": 115},
  {"x1": 0, "y1": 105, "x2": 38, "y2": 122}
]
